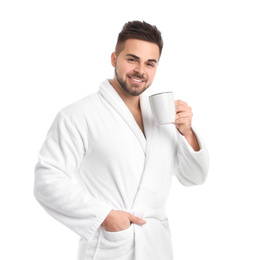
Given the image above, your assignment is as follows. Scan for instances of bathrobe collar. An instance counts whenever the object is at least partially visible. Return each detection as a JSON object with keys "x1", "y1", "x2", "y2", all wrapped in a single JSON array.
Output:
[{"x1": 98, "y1": 80, "x2": 156, "y2": 155}]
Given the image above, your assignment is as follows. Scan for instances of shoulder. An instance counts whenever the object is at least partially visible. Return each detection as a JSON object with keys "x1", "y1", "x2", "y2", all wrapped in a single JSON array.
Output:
[{"x1": 57, "y1": 92, "x2": 100, "y2": 122}]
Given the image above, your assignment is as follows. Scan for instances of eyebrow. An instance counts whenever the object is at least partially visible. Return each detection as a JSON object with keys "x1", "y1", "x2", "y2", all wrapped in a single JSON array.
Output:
[{"x1": 126, "y1": 54, "x2": 158, "y2": 63}]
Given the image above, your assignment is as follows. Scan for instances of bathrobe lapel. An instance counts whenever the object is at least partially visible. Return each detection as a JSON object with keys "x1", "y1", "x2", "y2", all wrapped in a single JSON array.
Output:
[
  {"x1": 99, "y1": 80, "x2": 158, "y2": 201},
  {"x1": 99, "y1": 80, "x2": 147, "y2": 154},
  {"x1": 130, "y1": 93, "x2": 157, "y2": 207}
]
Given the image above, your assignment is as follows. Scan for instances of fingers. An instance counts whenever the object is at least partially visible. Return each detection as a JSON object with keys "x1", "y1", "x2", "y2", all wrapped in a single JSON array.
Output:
[
  {"x1": 175, "y1": 100, "x2": 192, "y2": 113},
  {"x1": 175, "y1": 100, "x2": 193, "y2": 123},
  {"x1": 175, "y1": 111, "x2": 192, "y2": 120},
  {"x1": 175, "y1": 111, "x2": 193, "y2": 124},
  {"x1": 174, "y1": 99, "x2": 194, "y2": 136},
  {"x1": 128, "y1": 213, "x2": 146, "y2": 225}
]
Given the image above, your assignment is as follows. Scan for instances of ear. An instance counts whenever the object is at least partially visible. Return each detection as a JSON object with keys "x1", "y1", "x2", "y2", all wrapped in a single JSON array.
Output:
[{"x1": 111, "y1": 52, "x2": 117, "y2": 67}]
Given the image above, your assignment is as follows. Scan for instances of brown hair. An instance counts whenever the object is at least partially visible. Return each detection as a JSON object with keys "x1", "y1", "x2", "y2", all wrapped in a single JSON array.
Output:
[{"x1": 115, "y1": 21, "x2": 163, "y2": 57}]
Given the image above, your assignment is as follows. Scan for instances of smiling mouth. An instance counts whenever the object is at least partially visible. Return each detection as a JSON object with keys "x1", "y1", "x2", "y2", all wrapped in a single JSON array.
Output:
[{"x1": 128, "y1": 76, "x2": 145, "y2": 83}]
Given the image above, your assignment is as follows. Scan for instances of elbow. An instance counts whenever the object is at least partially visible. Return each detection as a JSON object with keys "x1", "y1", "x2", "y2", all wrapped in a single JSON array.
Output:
[
  {"x1": 33, "y1": 177, "x2": 43, "y2": 204},
  {"x1": 194, "y1": 171, "x2": 208, "y2": 185},
  {"x1": 33, "y1": 183, "x2": 40, "y2": 202},
  {"x1": 177, "y1": 164, "x2": 209, "y2": 187},
  {"x1": 33, "y1": 163, "x2": 48, "y2": 204},
  {"x1": 196, "y1": 159, "x2": 209, "y2": 185},
  {"x1": 191, "y1": 163, "x2": 209, "y2": 186}
]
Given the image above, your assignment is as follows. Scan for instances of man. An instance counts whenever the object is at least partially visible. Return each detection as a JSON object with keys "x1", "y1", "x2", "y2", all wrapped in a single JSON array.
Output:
[{"x1": 34, "y1": 21, "x2": 209, "y2": 260}]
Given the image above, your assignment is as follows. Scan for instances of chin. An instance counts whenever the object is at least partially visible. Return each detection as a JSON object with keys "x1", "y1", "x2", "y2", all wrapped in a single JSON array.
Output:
[{"x1": 127, "y1": 86, "x2": 148, "y2": 96}]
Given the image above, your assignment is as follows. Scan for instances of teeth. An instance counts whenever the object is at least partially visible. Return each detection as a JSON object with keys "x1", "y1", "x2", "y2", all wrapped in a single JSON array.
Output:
[{"x1": 132, "y1": 78, "x2": 142, "y2": 82}]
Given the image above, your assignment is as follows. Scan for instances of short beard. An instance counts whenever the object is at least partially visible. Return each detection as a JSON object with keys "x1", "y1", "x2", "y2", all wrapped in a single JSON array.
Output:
[{"x1": 114, "y1": 67, "x2": 150, "y2": 97}]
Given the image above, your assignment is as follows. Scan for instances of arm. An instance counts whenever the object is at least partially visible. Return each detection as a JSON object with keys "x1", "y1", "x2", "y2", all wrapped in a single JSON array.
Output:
[
  {"x1": 34, "y1": 112, "x2": 112, "y2": 242},
  {"x1": 174, "y1": 100, "x2": 209, "y2": 186},
  {"x1": 175, "y1": 100, "x2": 200, "y2": 151}
]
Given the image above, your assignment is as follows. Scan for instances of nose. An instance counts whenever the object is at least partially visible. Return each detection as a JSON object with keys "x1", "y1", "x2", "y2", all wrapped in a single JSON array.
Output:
[{"x1": 134, "y1": 63, "x2": 145, "y2": 76}]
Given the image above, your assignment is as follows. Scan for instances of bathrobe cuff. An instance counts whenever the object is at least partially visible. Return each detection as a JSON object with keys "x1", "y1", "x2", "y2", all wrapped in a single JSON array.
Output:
[
  {"x1": 175, "y1": 127, "x2": 209, "y2": 186},
  {"x1": 87, "y1": 204, "x2": 113, "y2": 242}
]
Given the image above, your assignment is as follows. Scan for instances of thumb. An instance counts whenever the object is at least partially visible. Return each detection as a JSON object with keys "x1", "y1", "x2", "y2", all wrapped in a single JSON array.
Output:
[{"x1": 128, "y1": 214, "x2": 146, "y2": 225}]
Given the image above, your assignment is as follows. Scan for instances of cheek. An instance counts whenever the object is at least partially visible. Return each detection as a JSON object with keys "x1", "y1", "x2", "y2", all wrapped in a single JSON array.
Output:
[
  {"x1": 117, "y1": 63, "x2": 133, "y2": 77},
  {"x1": 147, "y1": 70, "x2": 157, "y2": 81}
]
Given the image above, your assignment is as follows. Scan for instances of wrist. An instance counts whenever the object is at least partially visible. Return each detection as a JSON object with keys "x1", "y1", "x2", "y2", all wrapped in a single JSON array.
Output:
[
  {"x1": 183, "y1": 129, "x2": 200, "y2": 152},
  {"x1": 177, "y1": 126, "x2": 193, "y2": 137},
  {"x1": 101, "y1": 209, "x2": 114, "y2": 226},
  {"x1": 183, "y1": 128, "x2": 194, "y2": 138}
]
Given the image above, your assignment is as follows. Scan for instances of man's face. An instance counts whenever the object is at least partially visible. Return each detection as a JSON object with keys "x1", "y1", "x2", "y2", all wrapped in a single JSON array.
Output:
[{"x1": 111, "y1": 39, "x2": 160, "y2": 97}]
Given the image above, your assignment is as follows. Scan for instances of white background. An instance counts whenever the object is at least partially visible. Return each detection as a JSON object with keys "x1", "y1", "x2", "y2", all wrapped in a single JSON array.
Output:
[{"x1": 1, "y1": 0, "x2": 254, "y2": 259}]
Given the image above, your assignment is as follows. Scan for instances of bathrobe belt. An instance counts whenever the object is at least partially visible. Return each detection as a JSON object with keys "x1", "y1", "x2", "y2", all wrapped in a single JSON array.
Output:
[{"x1": 126, "y1": 208, "x2": 167, "y2": 220}]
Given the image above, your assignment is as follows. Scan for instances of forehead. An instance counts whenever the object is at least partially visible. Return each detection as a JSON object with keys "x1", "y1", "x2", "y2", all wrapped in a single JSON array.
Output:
[{"x1": 120, "y1": 39, "x2": 160, "y2": 61}]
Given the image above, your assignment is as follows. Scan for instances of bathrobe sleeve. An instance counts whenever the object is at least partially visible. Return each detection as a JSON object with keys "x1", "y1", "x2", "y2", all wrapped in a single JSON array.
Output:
[
  {"x1": 175, "y1": 128, "x2": 209, "y2": 186},
  {"x1": 34, "y1": 112, "x2": 112, "y2": 242}
]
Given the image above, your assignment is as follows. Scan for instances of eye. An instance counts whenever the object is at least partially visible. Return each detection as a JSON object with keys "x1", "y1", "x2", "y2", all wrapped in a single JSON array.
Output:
[
  {"x1": 147, "y1": 62, "x2": 155, "y2": 68},
  {"x1": 128, "y1": 58, "x2": 136, "y2": 63}
]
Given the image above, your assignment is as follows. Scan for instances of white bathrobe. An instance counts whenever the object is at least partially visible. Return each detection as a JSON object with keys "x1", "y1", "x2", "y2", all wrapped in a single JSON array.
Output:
[{"x1": 34, "y1": 79, "x2": 209, "y2": 260}]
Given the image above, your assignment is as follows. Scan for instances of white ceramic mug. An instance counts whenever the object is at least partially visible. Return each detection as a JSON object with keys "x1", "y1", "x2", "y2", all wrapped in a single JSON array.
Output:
[{"x1": 149, "y1": 92, "x2": 175, "y2": 125}]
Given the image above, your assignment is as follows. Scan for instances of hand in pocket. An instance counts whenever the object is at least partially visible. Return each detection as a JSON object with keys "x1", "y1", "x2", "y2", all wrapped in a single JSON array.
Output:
[{"x1": 102, "y1": 210, "x2": 146, "y2": 232}]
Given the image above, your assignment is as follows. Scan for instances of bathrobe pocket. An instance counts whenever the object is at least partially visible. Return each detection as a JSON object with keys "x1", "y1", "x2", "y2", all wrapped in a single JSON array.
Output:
[
  {"x1": 102, "y1": 224, "x2": 134, "y2": 244},
  {"x1": 85, "y1": 224, "x2": 135, "y2": 259}
]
